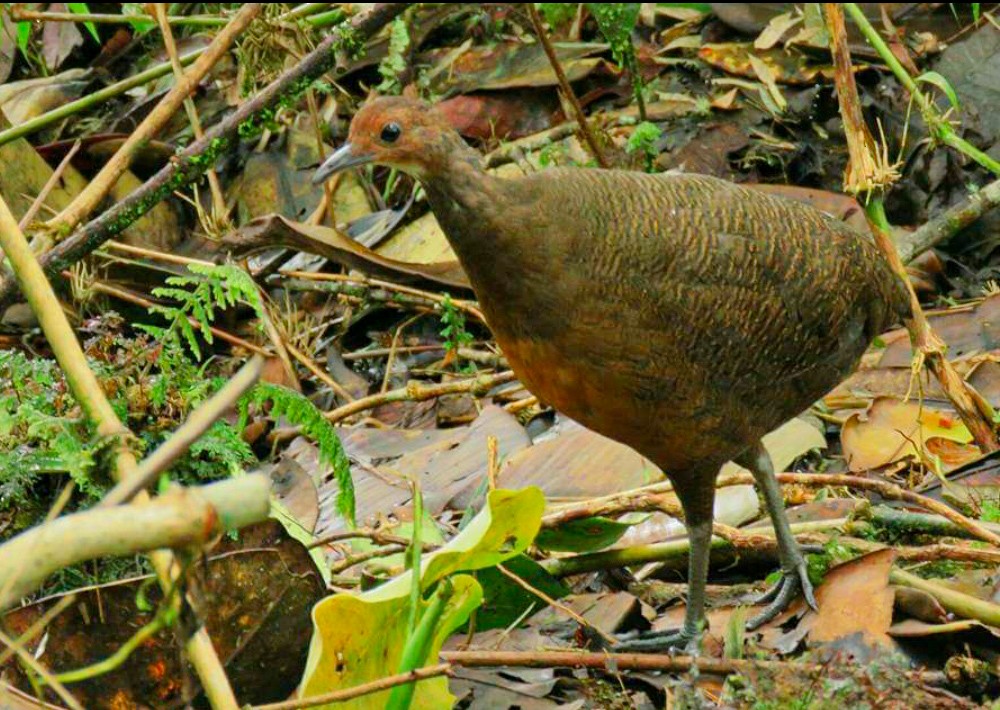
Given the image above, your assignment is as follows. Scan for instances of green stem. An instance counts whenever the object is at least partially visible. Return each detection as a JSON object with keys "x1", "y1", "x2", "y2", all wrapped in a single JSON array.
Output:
[
  {"x1": 52, "y1": 613, "x2": 171, "y2": 684},
  {"x1": 387, "y1": 579, "x2": 453, "y2": 710},
  {"x1": 0, "y1": 50, "x2": 202, "y2": 148},
  {"x1": 406, "y1": 481, "x2": 424, "y2": 639},
  {"x1": 304, "y1": 8, "x2": 347, "y2": 27},
  {"x1": 844, "y1": 2, "x2": 1000, "y2": 175}
]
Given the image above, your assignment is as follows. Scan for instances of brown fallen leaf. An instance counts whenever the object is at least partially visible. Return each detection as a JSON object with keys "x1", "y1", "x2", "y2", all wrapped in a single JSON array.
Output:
[
  {"x1": 841, "y1": 396, "x2": 979, "y2": 472},
  {"x1": 804, "y1": 549, "x2": 899, "y2": 655},
  {"x1": 223, "y1": 213, "x2": 470, "y2": 291}
]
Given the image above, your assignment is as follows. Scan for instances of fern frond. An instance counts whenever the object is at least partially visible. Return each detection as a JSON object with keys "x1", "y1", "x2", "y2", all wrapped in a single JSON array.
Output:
[{"x1": 244, "y1": 383, "x2": 355, "y2": 524}]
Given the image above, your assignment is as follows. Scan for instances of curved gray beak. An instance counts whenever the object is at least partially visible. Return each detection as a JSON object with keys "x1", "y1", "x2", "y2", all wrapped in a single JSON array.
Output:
[{"x1": 312, "y1": 142, "x2": 373, "y2": 183}]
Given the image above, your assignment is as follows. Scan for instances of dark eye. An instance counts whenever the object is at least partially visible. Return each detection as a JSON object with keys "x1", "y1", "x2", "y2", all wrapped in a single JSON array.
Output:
[{"x1": 380, "y1": 122, "x2": 402, "y2": 143}]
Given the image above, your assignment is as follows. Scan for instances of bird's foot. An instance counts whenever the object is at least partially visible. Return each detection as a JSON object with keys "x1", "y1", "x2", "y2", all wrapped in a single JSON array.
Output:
[
  {"x1": 613, "y1": 625, "x2": 701, "y2": 654},
  {"x1": 746, "y1": 559, "x2": 818, "y2": 630}
]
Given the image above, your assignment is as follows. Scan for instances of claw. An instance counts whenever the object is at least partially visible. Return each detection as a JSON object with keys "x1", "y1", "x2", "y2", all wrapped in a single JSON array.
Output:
[
  {"x1": 614, "y1": 625, "x2": 701, "y2": 654},
  {"x1": 746, "y1": 560, "x2": 816, "y2": 630}
]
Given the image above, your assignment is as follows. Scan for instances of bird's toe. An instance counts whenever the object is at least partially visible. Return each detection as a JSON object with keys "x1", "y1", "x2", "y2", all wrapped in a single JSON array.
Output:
[{"x1": 746, "y1": 561, "x2": 816, "y2": 630}]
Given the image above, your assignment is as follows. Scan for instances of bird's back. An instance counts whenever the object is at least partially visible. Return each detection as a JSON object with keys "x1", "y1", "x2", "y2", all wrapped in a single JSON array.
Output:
[{"x1": 440, "y1": 169, "x2": 908, "y2": 472}]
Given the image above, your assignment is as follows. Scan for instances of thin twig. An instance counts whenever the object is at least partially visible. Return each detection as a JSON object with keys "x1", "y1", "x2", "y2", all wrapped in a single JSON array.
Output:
[
  {"x1": 0, "y1": 629, "x2": 83, "y2": 710},
  {"x1": 47, "y1": 4, "x2": 262, "y2": 233},
  {"x1": 252, "y1": 663, "x2": 453, "y2": 710},
  {"x1": 153, "y1": 3, "x2": 228, "y2": 218},
  {"x1": 9, "y1": 7, "x2": 228, "y2": 26},
  {"x1": 280, "y1": 270, "x2": 485, "y2": 322},
  {"x1": 324, "y1": 370, "x2": 517, "y2": 423},
  {"x1": 19, "y1": 141, "x2": 81, "y2": 230},
  {"x1": 525, "y1": 3, "x2": 609, "y2": 168},
  {"x1": 496, "y1": 562, "x2": 617, "y2": 645},
  {"x1": 286, "y1": 340, "x2": 356, "y2": 402},
  {"x1": 64, "y1": 272, "x2": 271, "y2": 356}
]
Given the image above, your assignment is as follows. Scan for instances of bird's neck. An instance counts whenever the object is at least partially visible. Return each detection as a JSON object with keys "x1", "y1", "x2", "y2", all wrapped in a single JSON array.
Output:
[{"x1": 419, "y1": 145, "x2": 520, "y2": 291}]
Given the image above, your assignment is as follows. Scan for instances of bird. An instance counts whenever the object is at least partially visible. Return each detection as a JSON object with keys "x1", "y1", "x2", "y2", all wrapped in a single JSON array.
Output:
[{"x1": 313, "y1": 96, "x2": 909, "y2": 651}]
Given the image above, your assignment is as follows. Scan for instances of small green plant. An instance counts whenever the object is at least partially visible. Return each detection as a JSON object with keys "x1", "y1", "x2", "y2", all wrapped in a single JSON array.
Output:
[
  {"x1": 587, "y1": 4, "x2": 647, "y2": 120},
  {"x1": 536, "y1": 3, "x2": 577, "y2": 28},
  {"x1": 625, "y1": 121, "x2": 662, "y2": 171},
  {"x1": 241, "y1": 383, "x2": 355, "y2": 523},
  {"x1": 377, "y1": 15, "x2": 411, "y2": 94},
  {"x1": 138, "y1": 263, "x2": 265, "y2": 363},
  {"x1": 981, "y1": 498, "x2": 1000, "y2": 524},
  {"x1": 439, "y1": 294, "x2": 474, "y2": 354}
]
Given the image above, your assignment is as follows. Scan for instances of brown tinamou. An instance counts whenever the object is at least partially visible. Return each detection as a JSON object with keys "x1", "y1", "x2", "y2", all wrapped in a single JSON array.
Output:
[{"x1": 313, "y1": 97, "x2": 909, "y2": 650}]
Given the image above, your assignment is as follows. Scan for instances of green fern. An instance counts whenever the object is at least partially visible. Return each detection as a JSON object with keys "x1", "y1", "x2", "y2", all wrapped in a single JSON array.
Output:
[
  {"x1": 376, "y1": 15, "x2": 411, "y2": 94},
  {"x1": 138, "y1": 263, "x2": 265, "y2": 361},
  {"x1": 242, "y1": 383, "x2": 355, "y2": 524}
]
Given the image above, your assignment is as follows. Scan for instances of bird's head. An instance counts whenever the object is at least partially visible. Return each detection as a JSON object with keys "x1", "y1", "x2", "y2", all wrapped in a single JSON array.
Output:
[{"x1": 312, "y1": 96, "x2": 461, "y2": 183}]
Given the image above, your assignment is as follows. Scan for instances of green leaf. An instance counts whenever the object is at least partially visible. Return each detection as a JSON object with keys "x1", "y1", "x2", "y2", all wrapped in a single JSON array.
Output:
[
  {"x1": 300, "y1": 487, "x2": 545, "y2": 709},
  {"x1": 535, "y1": 514, "x2": 645, "y2": 552},
  {"x1": 15, "y1": 20, "x2": 30, "y2": 54},
  {"x1": 67, "y1": 3, "x2": 100, "y2": 43},
  {"x1": 917, "y1": 71, "x2": 961, "y2": 112},
  {"x1": 473, "y1": 554, "x2": 569, "y2": 630},
  {"x1": 245, "y1": 383, "x2": 355, "y2": 523}
]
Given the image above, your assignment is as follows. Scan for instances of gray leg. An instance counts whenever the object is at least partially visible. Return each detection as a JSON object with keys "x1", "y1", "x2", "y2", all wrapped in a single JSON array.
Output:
[
  {"x1": 736, "y1": 441, "x2": 818, "y2": 629},
  {"x1": 616, "y1": 478, "x2": 715, "y2": 653}
]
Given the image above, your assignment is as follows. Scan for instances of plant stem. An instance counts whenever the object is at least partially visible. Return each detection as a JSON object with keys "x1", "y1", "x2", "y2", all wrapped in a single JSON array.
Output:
[
  {"x1": 10, "y1": 8, "x2": 229, "y2": 26},
  {"x1": 0, "y1": 194, "x2": 243, "y2": 708},
  {"x1": 525, "y1": 3, "x2": 609, "y2": 168},
  {"x1": 844, "y1": 2, "x2": 1000, "y2": 175},
  {"x1": 0, "y1": 51, "x2": 201, "y2": 148}
]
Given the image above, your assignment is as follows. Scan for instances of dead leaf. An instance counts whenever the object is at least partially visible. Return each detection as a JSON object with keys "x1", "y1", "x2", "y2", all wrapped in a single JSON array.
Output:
[
  {"x1": 805, "y1": 549, "x2": 899, "y2": 656},
  {"x1": 841, "y1": 397, "x2": 978, "y2": 472},
  {"x1": 223, "y1": 213, "x2": 471, "y2": 290}
]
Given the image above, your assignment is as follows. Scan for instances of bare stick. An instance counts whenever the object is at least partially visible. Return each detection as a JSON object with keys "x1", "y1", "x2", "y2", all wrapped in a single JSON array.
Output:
[
  {"x1": 525, "y1": 3, "x2": 609, "y2": 168},
  {"x1": 0, "y1": 475, "x2": 271, "y2": 610},
  {"x1": 251, "y1": 664, "x2": 453, "y2": 710},
  {"x1": 325, "y1": 371, "x2": 517, "y2": 423},
  {"x1": 899, "y1": 174, "x2": 1000, "y2": 263},
  {"x1": 46, "y1": 4, "x2": 261, "y2": 233},
  {"x1": 19, "y1": 140, "x2": 81, "y2": 230},
  {"x1": 153, "y1": 3, "x2": 228, "y2": 218}
]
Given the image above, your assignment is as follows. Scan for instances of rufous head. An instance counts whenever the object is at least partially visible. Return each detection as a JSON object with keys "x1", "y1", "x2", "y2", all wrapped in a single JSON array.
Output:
[{"x1": 313, "y1": 97, "x2": 459, "y2": 183}]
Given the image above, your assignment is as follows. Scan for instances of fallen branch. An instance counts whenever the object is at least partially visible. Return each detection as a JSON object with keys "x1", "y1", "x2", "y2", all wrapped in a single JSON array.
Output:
[
  {"x1": 899, "y1": 175, "x2": 1000, "y2": 263},
  {"x1": 45, "y1": 3, "x2": 262, "y2": 233},
  {"x1": 325, "y1": 370, "x2": 517, "y2": 423},
  {"x1": 0, "y1": 3, "x2": 407, "y2": 309},
  {"x1": 542, "y1": 470, "x2": 1000, "y2": 548},
  {"x1": 252, "y1": 664, "x2": 453, "y2": 710},
  {"x1": 0, "y1": 475, "x2": 270, "y2": 611}
]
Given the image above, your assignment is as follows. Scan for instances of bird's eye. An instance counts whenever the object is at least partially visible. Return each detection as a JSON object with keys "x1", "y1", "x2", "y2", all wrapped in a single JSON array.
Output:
[{"x1": 380, "y1": 122, "x2": 402, "y2": 143}]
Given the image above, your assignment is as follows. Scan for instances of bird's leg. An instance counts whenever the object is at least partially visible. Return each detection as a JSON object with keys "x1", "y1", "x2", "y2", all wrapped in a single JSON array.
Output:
[
  {"x1": 615, "y1": 479, "x2": 715, "y2": 654},
  {"x1": 736, "y1": 442, "x2": 818, "y2": 629}
]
